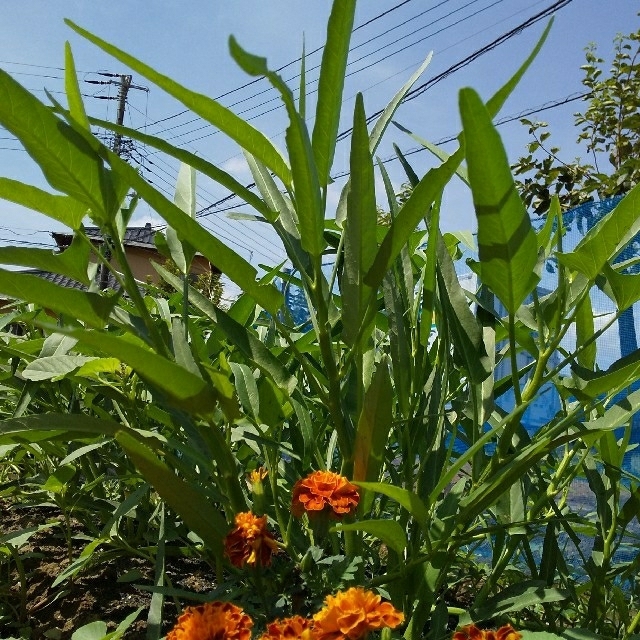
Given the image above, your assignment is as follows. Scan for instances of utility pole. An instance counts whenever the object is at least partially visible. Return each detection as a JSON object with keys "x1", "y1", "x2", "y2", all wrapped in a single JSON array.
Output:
[
  {"x1": 97, "y1": 73, "x2": 143, "y2": 290},
  {"x1": 112, "y1": 74, "x2": 132, "y2": 156}
]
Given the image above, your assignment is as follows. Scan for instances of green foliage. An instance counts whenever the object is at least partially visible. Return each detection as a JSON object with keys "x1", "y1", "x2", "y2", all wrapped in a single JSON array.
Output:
[
  {"x1": 0, "y1": 4, "x2": 640, "y2": 640},
  {"x1": 513, "y1": 25, "x2": 640, "y2": 214}
]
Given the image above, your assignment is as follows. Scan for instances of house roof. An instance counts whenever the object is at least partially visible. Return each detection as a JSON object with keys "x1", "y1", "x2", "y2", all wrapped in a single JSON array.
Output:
[{"x1": 52, "y1": 222, "x2": 157, "y2": 250}]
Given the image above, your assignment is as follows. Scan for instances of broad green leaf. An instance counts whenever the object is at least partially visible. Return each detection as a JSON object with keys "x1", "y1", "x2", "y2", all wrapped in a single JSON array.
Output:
[
  {"x1": 355, "y1": 481, "x2": 429, "y2": 525},
  {"x1": 598, "y1": 262, "x2": 640, "y2": 311},
  {"x1": 558, "y1": 184, "x2": 640, "y2": 279},
  {"x1": 0, "y1": 178, "x2": 86, "y2": 229},
  {"x1": 564, "y1": 348, "x2": 640, "y2": 398},
  {"x1": 342, "y1": 93, "x2": 377, "y2": 345},
  {"x1": 468, "y1": 580, "x2": 567, "y2": 621},
  {"x1": 0, "y1": 523, "x2": 55, "y2": 548},
  {"x1": 76, "y1": 357, "x2": 121, "y2": 377},
  {"x1": 311, "y1": 0, "x2": 357, "y2": 186},
  {"x1": 0, "y1": 70, "x2": 123, "y2": 221},
  {"x1": 155, "y1": 264, "x2": 296, "y2": 395},
  {"x1": 64, "y1": 42, "x2": 90, "y2": 131},
  {"x1": 116, "y1": 430, "x2": 227, "y2": 558},
  {"x1": 71, "y1": 620, "x2": 108, "y2": 640},
  {"x1": 230, "y1": 362, "x2": 260, "y2": 421},
  {"x1": 460, "y1": 87, "x2": 538, "y2": 314},
  {"x1": 49, "y1": 326, "x2": 225, "y2": 414},
  {"x1": 0, "y1": 269, "x2": 115, "y2": 327},
  {"x1": 332, "y1": 519, "x2": 407, "y2": 556},
  {"x1": 22, "y1": 354, "x2": 96, "y2": 381},
  {"x1": 229, "y1": 37, "x2": 325, "y2": 258},
  {"x1": 0, "y1": 233, "x2": 92, "y2": 285},
  {"x1": 0, "y1": 413, "x2": 122, "y2": 445},
  {"x1": 66, "y1": 20, "x2": 291, "y2": 186}
]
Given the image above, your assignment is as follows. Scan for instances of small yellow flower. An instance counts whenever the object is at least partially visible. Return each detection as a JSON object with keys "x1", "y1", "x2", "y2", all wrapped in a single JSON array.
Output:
[
  {"x1": 166, "y1": 601, "x2": 253, "y2": 640},
  {"x1": 249, "y1": 467, "x2": 268, "y2": 484}
]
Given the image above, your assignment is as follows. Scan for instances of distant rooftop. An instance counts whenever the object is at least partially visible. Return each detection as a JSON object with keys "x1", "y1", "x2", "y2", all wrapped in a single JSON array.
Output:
[{"x1": 52, "y1": 222, "x2": 157, "y2": 250}]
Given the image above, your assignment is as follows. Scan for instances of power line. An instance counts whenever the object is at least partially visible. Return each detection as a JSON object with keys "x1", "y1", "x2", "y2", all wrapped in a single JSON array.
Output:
[
  {"x1": 145, "y1": 0, "x2": 420, "y2": 131},
  {"x1": 154, "y1": 0, "x2": 512, "y2": 148}
]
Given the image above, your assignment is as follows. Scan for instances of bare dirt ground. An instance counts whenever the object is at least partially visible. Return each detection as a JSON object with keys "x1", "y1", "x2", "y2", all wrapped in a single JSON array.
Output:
[{"x1": 1, "y1": 500, "x2": 217, "y2": 639}]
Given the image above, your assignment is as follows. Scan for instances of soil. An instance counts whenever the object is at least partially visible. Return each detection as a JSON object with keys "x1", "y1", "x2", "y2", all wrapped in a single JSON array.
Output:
[{"x1": 1, "y1": 500, "x2": 217, "y2": 640}]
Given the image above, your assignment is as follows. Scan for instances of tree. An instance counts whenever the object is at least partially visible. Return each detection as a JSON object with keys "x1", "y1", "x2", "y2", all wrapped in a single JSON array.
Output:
[
  {"x1": 513, "y1": 23, "x2": 640, "y2": 371},
  {"x1": 512, "y1": 25, "x2": 640, "y2": 216}
]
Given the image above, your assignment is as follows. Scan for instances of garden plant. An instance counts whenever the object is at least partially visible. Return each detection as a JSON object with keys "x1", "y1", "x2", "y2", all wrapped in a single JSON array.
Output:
[{"x1": 1, "y1": 1, "x2": 640, "y2": 639}]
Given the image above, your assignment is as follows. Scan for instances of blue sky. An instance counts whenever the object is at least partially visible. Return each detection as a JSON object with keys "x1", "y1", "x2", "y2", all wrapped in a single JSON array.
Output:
[{"x1": 0, "y1": 0, "x2": 638, "y2": 275}]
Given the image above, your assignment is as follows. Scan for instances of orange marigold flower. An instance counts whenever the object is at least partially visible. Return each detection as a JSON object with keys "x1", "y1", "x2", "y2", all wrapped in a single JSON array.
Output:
[
  {"x1": 259, "y1": 615, "x2": 314, "y2": 640},
  {"x1": 291, "y1": 471, "x2": 359, "y2": 519},
  {"x1": 167, "y1": 601, "x2": 253, "y2": 640},
  {"x1": 224, "y1": 511, "x2": 279, "y2": 568},
  {"x1": 452, "y1": 624, "x2": 522, "y2": 640},
  {"x1": 312, "y1": 587, "x2": 404, "y2": 640}
]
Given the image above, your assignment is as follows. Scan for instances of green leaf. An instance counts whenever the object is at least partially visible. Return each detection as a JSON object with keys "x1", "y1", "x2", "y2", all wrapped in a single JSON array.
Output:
[
  {"x1": 557, "y1": 183, "x2": 640, "y2": 279},
  {"x1": 460, "y1": 87, "x2": 538, "y2": 313},
  {"x1": 65, "y1": 42, "x2": 90, "y2": 131},
  {"x1": 66, "y1": 20, "x2": 291, "y2": 187},
  {"x1": 353, "y1": 360, "x2": 393, "y2": 489},
  {"x1": 22, "y1": 354, "x2": 96, "y2": 381},
  {"x1": 342, "y1": 93, "x2": 377, "y2": 345},
  {"x1": 229, "y1": 36, "x2": 325, "y2": 259},
  {"x1": 166, "y1": 162, "x2": 197, "y2": 273},
  {"x1": 354, "y1": 481, "x2": 429, "y2": 525},
  {"x1": 230, "y1": 362, "x2": 260, "y2": 421},
  {"x1": 575, "y1": 293, "x2": 596, "y2": 370},
  {"x1": 0, "y1": 269, "x2": 115, "y2": 327},
  {"x1": 311, "y1": 0, "x2": 357, "y2": 186},
  {"x1": 0, "y1": 70, "x2": 123, "y2": 221},
  {"x1": 564, "y1": 348, "x2": 640, "y2": 398},
  {"x1": 71, "y1": 620, "x2": 108, "y2": 640},
  {"x1": 49, "y1": 326, "x2": 225, "y2": 414},
  {"x1": 332, "y1": 519, "x2": 407, "y2": 556},
  {"x1": 0, "y1": 233, "x2": 92, "y2": 285},
  {"x1": 0, "y1": 523, "x2": 56, "y2": 548},
  {"x1": 115, "y1": 430, "x2": 227, "y2": 558},
  {"x1": 365, "y1": 149, "x2": 463, "y2": 290},
  {"x1": 156, "y1": 264, "x2": 296, "y2": 395},
  {"x1": 468, "y1": 580, "x2": 567, "y2": 621},
  {"x1": 364, "y1": 20, "x2": 552, "y2": 289},
  {"x1": 0, "y1": 178, "x2": 86, "y2": 229},
  {"x1": 598, "y1": 262, "x2": 640, "y2": 311}
]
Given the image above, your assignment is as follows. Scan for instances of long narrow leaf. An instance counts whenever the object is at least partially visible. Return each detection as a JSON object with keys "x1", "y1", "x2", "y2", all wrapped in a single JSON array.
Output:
[
  {"x1": 312, "y1": 0, "x2": 357, "y2": 186},
  {"x1": 460, "y1": 87, "x2": 538, "y2": 314},
  {"x1": 65, "y1": 20, "x2": 291, "y2": 187}
]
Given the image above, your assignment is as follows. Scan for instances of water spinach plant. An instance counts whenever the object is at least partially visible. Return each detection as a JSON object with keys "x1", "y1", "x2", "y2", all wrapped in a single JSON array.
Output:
[{"x1": 1, "y1": 1, "x2": 640, "y2": 638}]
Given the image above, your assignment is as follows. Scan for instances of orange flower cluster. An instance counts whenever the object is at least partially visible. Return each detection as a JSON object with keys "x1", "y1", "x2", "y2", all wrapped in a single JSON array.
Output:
[
  {"x1": 224, "y1": 511, "x2": 279, "y2": 568},
  {"x1": 312, "y1": 587, "x2": 404, "y2": 640},
  {"x1": 292, "y1": 471, "x2": 360, "y2": 519},
  {"x1": 167, "y1": 601, "x2": 253, "y2": 640},
  {"x1": 453, "y1": 624, "x2": 522, "y2": 640},
  {"x1": 258, "y1": 615, "x2": 314, "y2": 640},
  {"x1": 167, "y1": 589, "x2": 402, "y2": 640}
]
